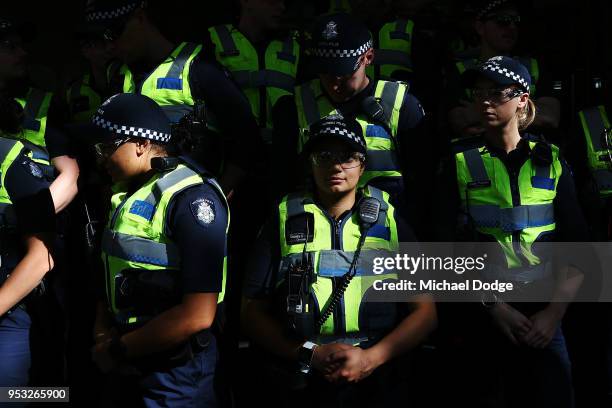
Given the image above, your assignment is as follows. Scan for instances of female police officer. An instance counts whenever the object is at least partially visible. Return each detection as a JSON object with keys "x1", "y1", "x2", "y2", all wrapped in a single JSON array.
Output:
[
  {"x1": 242, "y1": 115, "x2": 436, "y2": 407},
  {"x1": 0, "y1": 95, "x2": 56, "y2": 388},
  {"x1": 89, "y1": 93, "x2": 228, "y2": 407},
  {"x1": 435, "y1": 56, "x2": 588, "y2": 408}
]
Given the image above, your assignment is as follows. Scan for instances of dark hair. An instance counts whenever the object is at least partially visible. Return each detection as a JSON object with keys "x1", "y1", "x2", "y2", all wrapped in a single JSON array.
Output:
[{"x1": 0, "y1": 93, "x2": 24, "y2": 134}]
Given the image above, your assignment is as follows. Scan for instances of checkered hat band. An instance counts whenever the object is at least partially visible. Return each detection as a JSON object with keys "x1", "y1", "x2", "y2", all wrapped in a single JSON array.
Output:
[
  {"x1": 311, "y1": 39, "x2": 372, "y2": 58},
  {"x1": 86, "y1": 1, "x2": 145, "y2": 22},
  {"x1": 319, "y1": 126, "x2": 365, "y2": 147},
  {"x1": 482, "y1": 62, "x2": 529, "y2": 91},
  {"x1": 92, "y1": 115, "x2": 171, "y2": 142},
  {"x1": 477, "y1": 0, "x2": 510, "y2": 19}
]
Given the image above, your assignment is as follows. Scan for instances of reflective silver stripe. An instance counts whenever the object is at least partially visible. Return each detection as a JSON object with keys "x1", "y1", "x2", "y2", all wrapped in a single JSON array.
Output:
[
  {"x1": 23, "y1": 89, "x2": 46, "y2": 132},
  {"x1": 463, "y1": 148, "x2": 489, "y2": 183},
  {"x1": 365, "y1": 149, "x2": 400, "y2": 172},
  {"x1": 276, "y1": 36, "x2": 296, "y2": 63},
  {"x1": 582, "y1": 107, "x2": 606, "y2": 151},
  {"x1": 143, "y1": 166, "x2": 199, "y2": 206},
  {"x1": 593, "y1": 169, "x2": 612, "y2": 192},
  {"x1": 378, "y1": 81, "x2": 400, "y2": 128},
  {"x1": 232, "y1": 70, "x2": 295, "y2": 92},
  {"x1": 299, "y1": 83, "x2": 320, "y2": 126},
  {"x1": 373, "y1": 49, "x2": 413, "y2": 69},
  {"x1": 468, "y1": 204, "x2": 554, "y2": 232},
  {"x1": 214, "y1": 25, "x2": 239, "y2": 57},
  {"x1": 166, "y1": 42, "x2": 198, "y2": 79},
  {"x1": 102, "y1": 229, "x2": 180, "y2": 267},
  {"x1": 481, "y1": 261, "x2": 553, "y2": 283},
  {"x1": 317, "y1": 249, "x2": 396, "y2": 277}
]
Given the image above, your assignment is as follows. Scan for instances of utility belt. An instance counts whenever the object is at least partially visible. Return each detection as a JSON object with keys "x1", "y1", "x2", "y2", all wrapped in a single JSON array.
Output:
[
  {"x1": 311, "y1": 332, "x2": 383, "y2": 347},
  {"x1": 125, "y1": 329, "x2": 212, "y2": 372}
]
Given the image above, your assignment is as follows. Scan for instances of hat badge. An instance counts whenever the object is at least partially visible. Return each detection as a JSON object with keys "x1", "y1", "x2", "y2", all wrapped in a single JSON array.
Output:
[{"x1": 322, "y1": 21, "x2": 338, "y2": 40}]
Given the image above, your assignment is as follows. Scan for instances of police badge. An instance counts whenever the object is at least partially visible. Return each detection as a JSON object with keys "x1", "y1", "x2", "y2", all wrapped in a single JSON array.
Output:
[
  {"x1": 191, "y1": 198, "x2": 216, "y2": 226},
  {"x1": 322, "y1": 21, "x2": 338, "y2": 40}
]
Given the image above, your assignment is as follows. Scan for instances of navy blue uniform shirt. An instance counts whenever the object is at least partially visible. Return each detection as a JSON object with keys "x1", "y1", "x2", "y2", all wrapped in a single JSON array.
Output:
[{"x1": 166, "y1": 182, "x2": 228, "y2": 295}]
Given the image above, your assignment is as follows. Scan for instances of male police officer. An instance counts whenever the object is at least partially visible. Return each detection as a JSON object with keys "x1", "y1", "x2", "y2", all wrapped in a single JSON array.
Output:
[
  {"x1": 273, "y1": 12, "x2": 430, "y2": 236},
  {"x1": 445, "y1": 0, "x2": 560, "y2": 141},
  {"x1": 85, "y1": 0, "x2": 259, "y2": 195},
  {"x1": 0, "y1": 18, "x2": 79, "y2": 211}
]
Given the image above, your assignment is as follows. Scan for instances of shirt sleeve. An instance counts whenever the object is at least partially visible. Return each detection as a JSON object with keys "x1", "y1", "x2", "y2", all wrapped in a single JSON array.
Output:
[
  {"x1": 188, "y1": 57, "x2": 260, "y2": 169},
  {"x1": 243, "y1": 213, "x2": 281, "y2": 299},
  {"x1": 5, "y1": 150, "x2": 55, "y2": 234},
  {"x1": 5, "y1": 151, "x2": 51, "y2": 201},
  {"x1": 553, "y1": 159, "x2": 590, "y2": 242},
  {"x1": 166, "y1": 182, "x2": 229, "y2": 294}
]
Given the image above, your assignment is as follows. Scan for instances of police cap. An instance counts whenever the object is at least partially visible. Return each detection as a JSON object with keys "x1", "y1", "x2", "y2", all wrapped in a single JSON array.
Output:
[
  {"x1": 463, "y1": 56, "x2": 532, "y2": 93},
  {"x1": 92, "y1": 93, "x2": 172, "y2": 144},
  {"x1": 305, "y1": 114, "x2": 366, "y2": 155},
  {"x1": 307, "y1": 13, "x2": 372, "y2": 76}
]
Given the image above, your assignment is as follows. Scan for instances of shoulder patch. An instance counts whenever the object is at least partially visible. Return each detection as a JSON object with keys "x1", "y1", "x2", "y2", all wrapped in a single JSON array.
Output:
[
  {"x1": 22, "y1": 159, "x2": 43, "y2": 179},
  {"x1": 190, "y1": 198, "x2": 216, "y2": 226}
]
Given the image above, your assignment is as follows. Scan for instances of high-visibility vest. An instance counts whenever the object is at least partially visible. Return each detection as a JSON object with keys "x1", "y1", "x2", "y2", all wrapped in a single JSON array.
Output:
[
  {"x1": 107, "y1": 42, "x2": 202, "y2": 124},
  {"x1": 209, "y1": 24, "x2": 299, "y2": 141},
  {"x1": 66, "y1": 73, "x2": 102, "y2": 124},
  {"x1": 295, "y1": 79, "x2": 407, "y2": 189},
  {"x1": 279, "y1": 185, "x2": 399, "y2": 340},
  {"x1": 12, "y1": 88, "x2": 55, "y2": 179},
  {"x1": 455, "y1": 141, "x2": 561, "y2": 281},
  {"x1": 367, "y1": 19, "x2": 414, "y2": 81},
  {"x1": 578, "y1": 105, "x2": 612, "y2": 196},
  {"x1": 101, "y1": 163, "x2": 229, "y2": 328}
]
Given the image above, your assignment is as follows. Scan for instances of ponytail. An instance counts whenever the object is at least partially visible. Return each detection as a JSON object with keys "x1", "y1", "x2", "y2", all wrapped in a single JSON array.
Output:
[{"x1": 518, "y1": 98, "x2": 536, "y2": 131}]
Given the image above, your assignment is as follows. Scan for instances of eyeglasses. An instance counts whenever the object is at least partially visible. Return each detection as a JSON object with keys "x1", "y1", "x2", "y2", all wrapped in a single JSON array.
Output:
[
  {"x1": 310, "y1": 151, "x2": 365, "y2": 169},
  {"x1": 486, "y1": 14, "x2": 521, "y2": 27},
  {"x1": 94, "y1": 137, "x2": 131, "y2": 158},
  {"x1": 471, "y1": 87, "x2": 524, "y2": 104}
]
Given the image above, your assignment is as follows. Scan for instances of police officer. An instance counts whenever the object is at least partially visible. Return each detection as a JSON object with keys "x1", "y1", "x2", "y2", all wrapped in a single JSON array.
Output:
[
  {"x1": 242, "y1": 115, "x2": 436, "y2": 407},
  {"x1": 273, "y1": 13, "x2": 430, "y2": 234},
  {"x1": 89, "y1": 93, "x2": 229, "y2": 407},
  {"x1": 445, "y1": 0, "x2": 560, "y2": 142},
  {"x1": 208, "y1": 0, "x2": 300, "y2": 147},
  {"x1": 0, "y1": 17, "x2": 79, "y2": 212},
  {"x1": 0, "y1": 97, "x2": 57, "y2": 389},
  {"x1": 85, "y1": 0, "x2": 259, "y2": 194},
  {"x1": 434, "y1": 57, "x2": 588, "y2": 408},
  {"x1": 65, "y1": 22, "x2": 111, "y2": 125}
]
